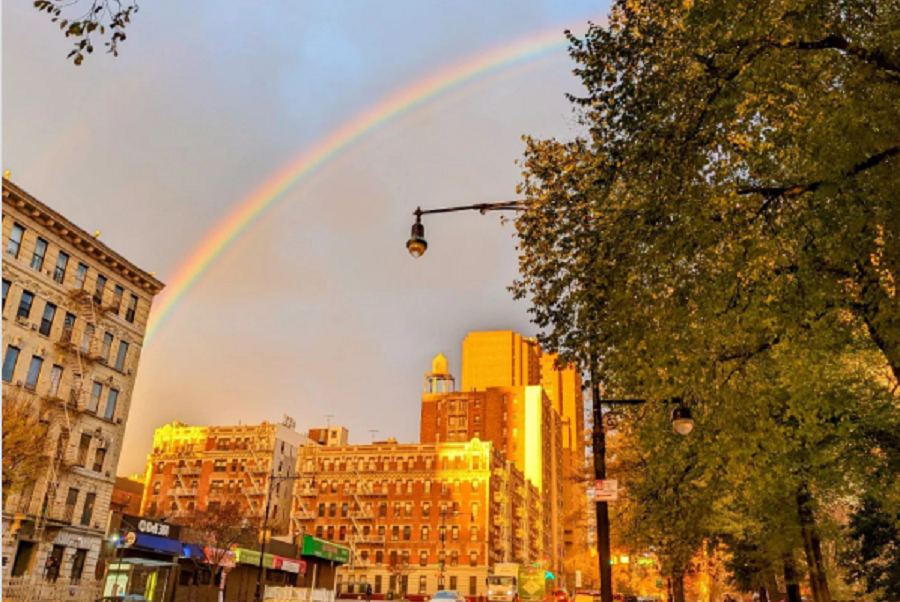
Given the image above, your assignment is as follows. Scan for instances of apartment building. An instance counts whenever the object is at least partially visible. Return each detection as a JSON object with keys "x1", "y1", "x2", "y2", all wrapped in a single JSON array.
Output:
[
  {"x1": 1, "y1": 178, "x2": 164, "y2": 599},
  {"x1": 423, "y1": 331, "x2": 588, "y2": 580},
  {"x1": 290, "y1": 437, "x2": 543, "y2": 597},
  {"x1": 141, "y1": 419, "x2": 307, "y2": 532}
]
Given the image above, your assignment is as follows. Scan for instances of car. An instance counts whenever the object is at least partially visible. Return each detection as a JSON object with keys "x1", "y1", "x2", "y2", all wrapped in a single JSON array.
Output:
[{"x1": 432, "y1": 591, "x2": 466, "y2": 602}]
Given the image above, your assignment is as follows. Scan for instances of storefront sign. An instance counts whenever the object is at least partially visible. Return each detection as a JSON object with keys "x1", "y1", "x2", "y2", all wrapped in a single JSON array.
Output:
[
  {"x1": 301, "y1": 535, "x2": 350, "y2": 563},
  {"x1": 122, "y1": 514, "x2": 181, "y2": 540},
  {"x1": 235, "y1": 548, "x2": 275, "y2": 568},
  {"x1": 274, "y1": 556, "x2": 306, "y2": 574}
]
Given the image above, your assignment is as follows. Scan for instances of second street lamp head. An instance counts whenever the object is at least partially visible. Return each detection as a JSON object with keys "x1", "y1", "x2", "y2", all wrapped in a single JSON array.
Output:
[
  {"x1": 407, "y1": 215, "x2": 427, "y2": 258},
  {"x1": 670, "y1": 404, "x2": 694, "y2": 436}
]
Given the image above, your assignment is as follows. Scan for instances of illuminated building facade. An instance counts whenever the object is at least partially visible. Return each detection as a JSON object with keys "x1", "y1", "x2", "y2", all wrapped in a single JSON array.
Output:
[
  {"x1": 423, "y1": 331, "x2": 588, "y2": 580},
  {"x1": 140, "y1": 419, "x2": 306, "y2": 532},
  {"x1": 1, "y1": 179, "x2": 163, "y2": 597},
  {"x1": 290, "y1": 438, "x2": 542, "y2": 597}
]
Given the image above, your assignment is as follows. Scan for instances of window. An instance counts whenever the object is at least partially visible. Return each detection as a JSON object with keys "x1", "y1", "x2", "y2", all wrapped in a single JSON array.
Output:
[
  {"x1": 379, "y1": 503, "x2": 387, "y2": 517},
  {"x1": 94, "y1": 274, "x2": 107, "y2": 303},
  {"x1": 2, "y1": 279, "x2": 9, "y2": 310},
  {"x1": 407, "y1": 481, "x2": 414, "y2": 494},
  {"x1": 421, "y1": 526, "x2": 429, "y2": 540},
  {"x1": 114, "y1": 341, "x2": 129, "y2": 371},
  {"x1": 93, "y1": 448, "x2": 106, "y2": 473},
  {"x1": 449, "y1": 576, "x2": 458, "y2": 591},
  {"x1": 392, "y1": 526, "x2": 399, "y2": 541},
  {"x1": 104, "y1": 389, "x2": 119, "y2": 421},
  {"x1": 75, "y1": 263, "x2": 88, "y2": 289},
  {"x1": 318, "y1": 503, "x2": 326, "y2": 517},
  {"x1": 424, "y1": 480, "x2": 432, "y2": 494},
  {"x1": 89, "y1": 382, "x2": 102, "y2": 413},
  {"x1": 210, "y1": 480, "x2": 224, "y2": 493},
  {"x1": 339, "y1": 526, "x2": 347, "y2": 540},
  {"x1": 403, "y1": 526, "x2": 411, "y2": 541},
  {"x1": 315, "y1": 526, "x2": 324, "y2": 538},
  {"x1": 80, "y1": 492, "x2": 96, "y2": 526},
  {"x1": 101, "y1": 332, "x2": 113, "y2": 362},
  {"x1": 389, "y1": 551, "x2": 398, "y2": 566},
  {"x1": 341, "y1": 503, "x2": 349, "y2": 517},
  {"x1": 329, "y1": 503, "x2": 336, "y2": 517},
  {"x1": 80, "y1": 323, "x2": 95, "y2": 353},
  {"x1": 470, "y1": 526, "x2": 478, "y2": 541},
  {"x1": 112, "y1": 285, "x2": 124, "y2": 310},
  {"x1": 40, "y1": 303, "x2": 57, "y2": 336},
  {"x1": 70, "y1": 548, "x2": 87, "y2": 584},
  {"x1": 126, "y1": 294, "x2": 138, "y2": 323},
  {"x1": 450, "y1": 551, "x2": 458, "y2": 567},
  {"x1": 326, "y1": 526, "x2": 335, "y2": 540},
  {"x1": 375, "y1": 551, "x2": 383, "y2": 565},
  {"x1": 422, "y1": 502, "x2": 430, "y2": 517},
  {"x1": 54, "y1": 251, "x2": 69, "y2": 283},
  {"x1": 405, "y1": 503, "x2": 413, "y2": 517},
  {"x1": 25, "y1": 356, "x2": 43, "y2": 391},
  {"x1": 402, "y1": 551, "x2": 410, "y2": 565},
  {"x1": 439, "y1": 526, "x2": 446, "y2": 542},
  {"x1": 49, "y1": 365, "x2": 63, "y2": 396},
  {"x1": 17, "y1": 290, "x2": 34, "y2": 319},
  {"x1": 420, "y1": 551, "x2": 428, "y2": 567},
  {"x1": 419, "y1": 576, "x2": 428, "y2": 594},
  {"x1": 63, "y1": 312, "x2": 76, "y2": 337},
  {"x1": 469, "y1": 576, "x2": 478, "y2": 595},
  {"x1": 31, "y1": 237, "x2": 48, "y2": 271},
  {"x1": 214, "y1": 459, "x2": 227, "y2": 472},
  {"x1": 451, "y1": 526, "x2": 459, "y2": 540},
  {"x1": 7, "y1": 224, "x2": 25, "y2": 257},
  {"x1": 375, "y1": 575, "x2": 383, "y2": 593}
]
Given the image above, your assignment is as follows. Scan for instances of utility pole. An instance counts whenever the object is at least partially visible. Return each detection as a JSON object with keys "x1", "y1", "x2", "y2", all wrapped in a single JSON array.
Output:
[{"x1": 589, "y1": 367, "x2": 614, "y2": 602}]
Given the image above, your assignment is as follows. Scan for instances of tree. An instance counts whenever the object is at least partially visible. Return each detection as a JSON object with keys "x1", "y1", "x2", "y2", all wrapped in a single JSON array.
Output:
[
  {"x1": 33, "y1": 0, "x2": 138, "y2": 65},
  {"x1": 174, "y1": 498, "x2": 259, "y2": 602},
  {"x1": 841, "y1": 496, "x2": 900, "y2": 602},
  {"x1": 2, "y1": 392, "x2": 50, "y2": 503}
]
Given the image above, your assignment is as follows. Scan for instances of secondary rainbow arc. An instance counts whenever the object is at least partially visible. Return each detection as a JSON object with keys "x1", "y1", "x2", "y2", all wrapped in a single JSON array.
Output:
[{"x1": 144, "y1": 26, "x2": 576, "y2": 344}]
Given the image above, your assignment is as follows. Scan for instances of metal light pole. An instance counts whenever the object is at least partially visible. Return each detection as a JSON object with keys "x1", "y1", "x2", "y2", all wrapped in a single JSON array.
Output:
[
  {"x1": 254, "y1": 470, "x2": 306, "y2": 602},
  {"x1": 406, "y1": 202, "x2": 695, "y2": 602}
]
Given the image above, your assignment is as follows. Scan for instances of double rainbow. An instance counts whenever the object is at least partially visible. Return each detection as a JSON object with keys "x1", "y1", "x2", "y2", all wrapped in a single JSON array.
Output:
[{"x1": 145, "y1": 26, "x2": 576, "y2": 343}]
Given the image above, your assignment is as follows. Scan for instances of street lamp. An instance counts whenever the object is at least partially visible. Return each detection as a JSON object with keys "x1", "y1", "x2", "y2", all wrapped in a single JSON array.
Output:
[
  {"x1": 405, "y1": 199, "x2": 696, "y2": 602},
  {"x1": 670, "y1": 406, "x2": 694, "y2": 436},
  {"x1": 405, "y1": 202, "x2": 526, "y2": 258}
]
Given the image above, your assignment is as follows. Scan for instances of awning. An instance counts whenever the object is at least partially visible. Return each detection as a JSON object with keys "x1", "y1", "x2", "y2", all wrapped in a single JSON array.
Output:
[
  {"x1": 182, "y1": 543, "x2": 206, "y2": 560},
  {"x1": 273, "y1": 555, "x2": 307, "y2": 574},
  {"x1": 132, "y1": 533, "x2": 183, "y2": 556}
]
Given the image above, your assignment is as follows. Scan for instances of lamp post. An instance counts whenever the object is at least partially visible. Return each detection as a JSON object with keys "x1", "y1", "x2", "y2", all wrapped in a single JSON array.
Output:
[
  {"x1": 406, "y1": 202, "x2": 696, "y2": 602},
  {"x1": 254, "y1": 470, "x2": 306, "y2": 602}
]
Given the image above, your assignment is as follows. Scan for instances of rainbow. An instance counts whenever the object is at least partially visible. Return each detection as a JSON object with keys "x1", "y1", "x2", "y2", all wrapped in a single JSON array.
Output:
[{"x1": 144, "y1": 25, "x2": 577, "y2": 343}]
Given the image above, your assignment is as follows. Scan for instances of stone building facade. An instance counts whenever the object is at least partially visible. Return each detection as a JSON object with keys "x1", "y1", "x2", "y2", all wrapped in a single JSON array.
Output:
[
  {"x1": 290, "y1": 438, "x2": 542, "y2": 597},
  {"x1": 1, "y1": 178, "x2": 163, "y2": 600},
  {"x1": 140, "y1": 419, "x2": 307, "y2": 532}
]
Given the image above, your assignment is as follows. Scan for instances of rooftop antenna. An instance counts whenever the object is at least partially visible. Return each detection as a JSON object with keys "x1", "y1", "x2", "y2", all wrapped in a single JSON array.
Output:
[
  {"x1": 369, "y1": 430, "x2": 379, "y2": 442},
  {"x1": 326, "y1": 414, "x2": 334, "y2": 428}
]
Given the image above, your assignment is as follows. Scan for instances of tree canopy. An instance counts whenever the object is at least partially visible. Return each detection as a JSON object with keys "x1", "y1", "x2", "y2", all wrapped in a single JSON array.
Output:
[{"x1": 514, "y1": 0, "x2": 900, "y2": 599}]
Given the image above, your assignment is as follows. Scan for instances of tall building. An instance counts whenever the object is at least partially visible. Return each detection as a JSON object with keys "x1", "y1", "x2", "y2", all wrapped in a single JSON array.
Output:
[
  {"x1": 141, "y1": 419, "x2": 307, "y2": 532},
  {"x1": 423, "y1": 331, "x2": 588, "y2": 582},
  {"x1": 1, "y1": 179, "x2": 164, "y2": 599},
  {"x1": 290, "y1": 437, "x2": 543, "y2": 597}
]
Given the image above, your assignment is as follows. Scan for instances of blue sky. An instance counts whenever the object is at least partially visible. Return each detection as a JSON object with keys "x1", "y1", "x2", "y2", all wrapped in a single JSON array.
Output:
[{"x1": 3, "y1": 1, "x2": 608, "y2": 474}]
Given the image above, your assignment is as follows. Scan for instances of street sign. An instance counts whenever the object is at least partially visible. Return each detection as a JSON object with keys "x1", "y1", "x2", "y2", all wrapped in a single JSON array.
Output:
[{"x1": 595, "y1": 479, "x2": 619, "y2": 501}]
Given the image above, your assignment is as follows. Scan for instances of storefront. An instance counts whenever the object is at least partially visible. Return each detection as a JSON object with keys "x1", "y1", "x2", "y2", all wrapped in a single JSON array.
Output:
[
  {"x1": 298, "y1": 535, "x2": 350, "y2": 592},
  {"x1": 105, "y1": 514, "x2": 182, "y2": 602}
]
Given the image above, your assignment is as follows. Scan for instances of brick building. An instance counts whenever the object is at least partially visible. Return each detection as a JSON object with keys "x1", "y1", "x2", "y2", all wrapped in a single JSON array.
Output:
[
  {"x1": 140, "y1": 418, "x2": 307, "y2": 532},
  {"x1": 422, "y1": 331, "x2": 588, "y2": 581},
  {"x1": 110, "y1": 477, "x2": 144, "y2": 516},
  {"x1": 289, "y1": 438, "x2": 542, "y2": 597},
  {"x1": 1, "y1": 178, "x2": 164, "y2": 600}
]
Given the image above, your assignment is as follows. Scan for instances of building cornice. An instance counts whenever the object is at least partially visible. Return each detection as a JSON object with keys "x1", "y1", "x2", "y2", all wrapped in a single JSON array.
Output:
[{"x1": 2, "y1": 179, "x2": 165, "y2": 295}]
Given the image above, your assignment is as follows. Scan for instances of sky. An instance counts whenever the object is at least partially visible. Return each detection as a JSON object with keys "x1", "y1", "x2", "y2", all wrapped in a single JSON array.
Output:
[{"x1": 3, "y1": 1, "x2": 606, "y2": 475}]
